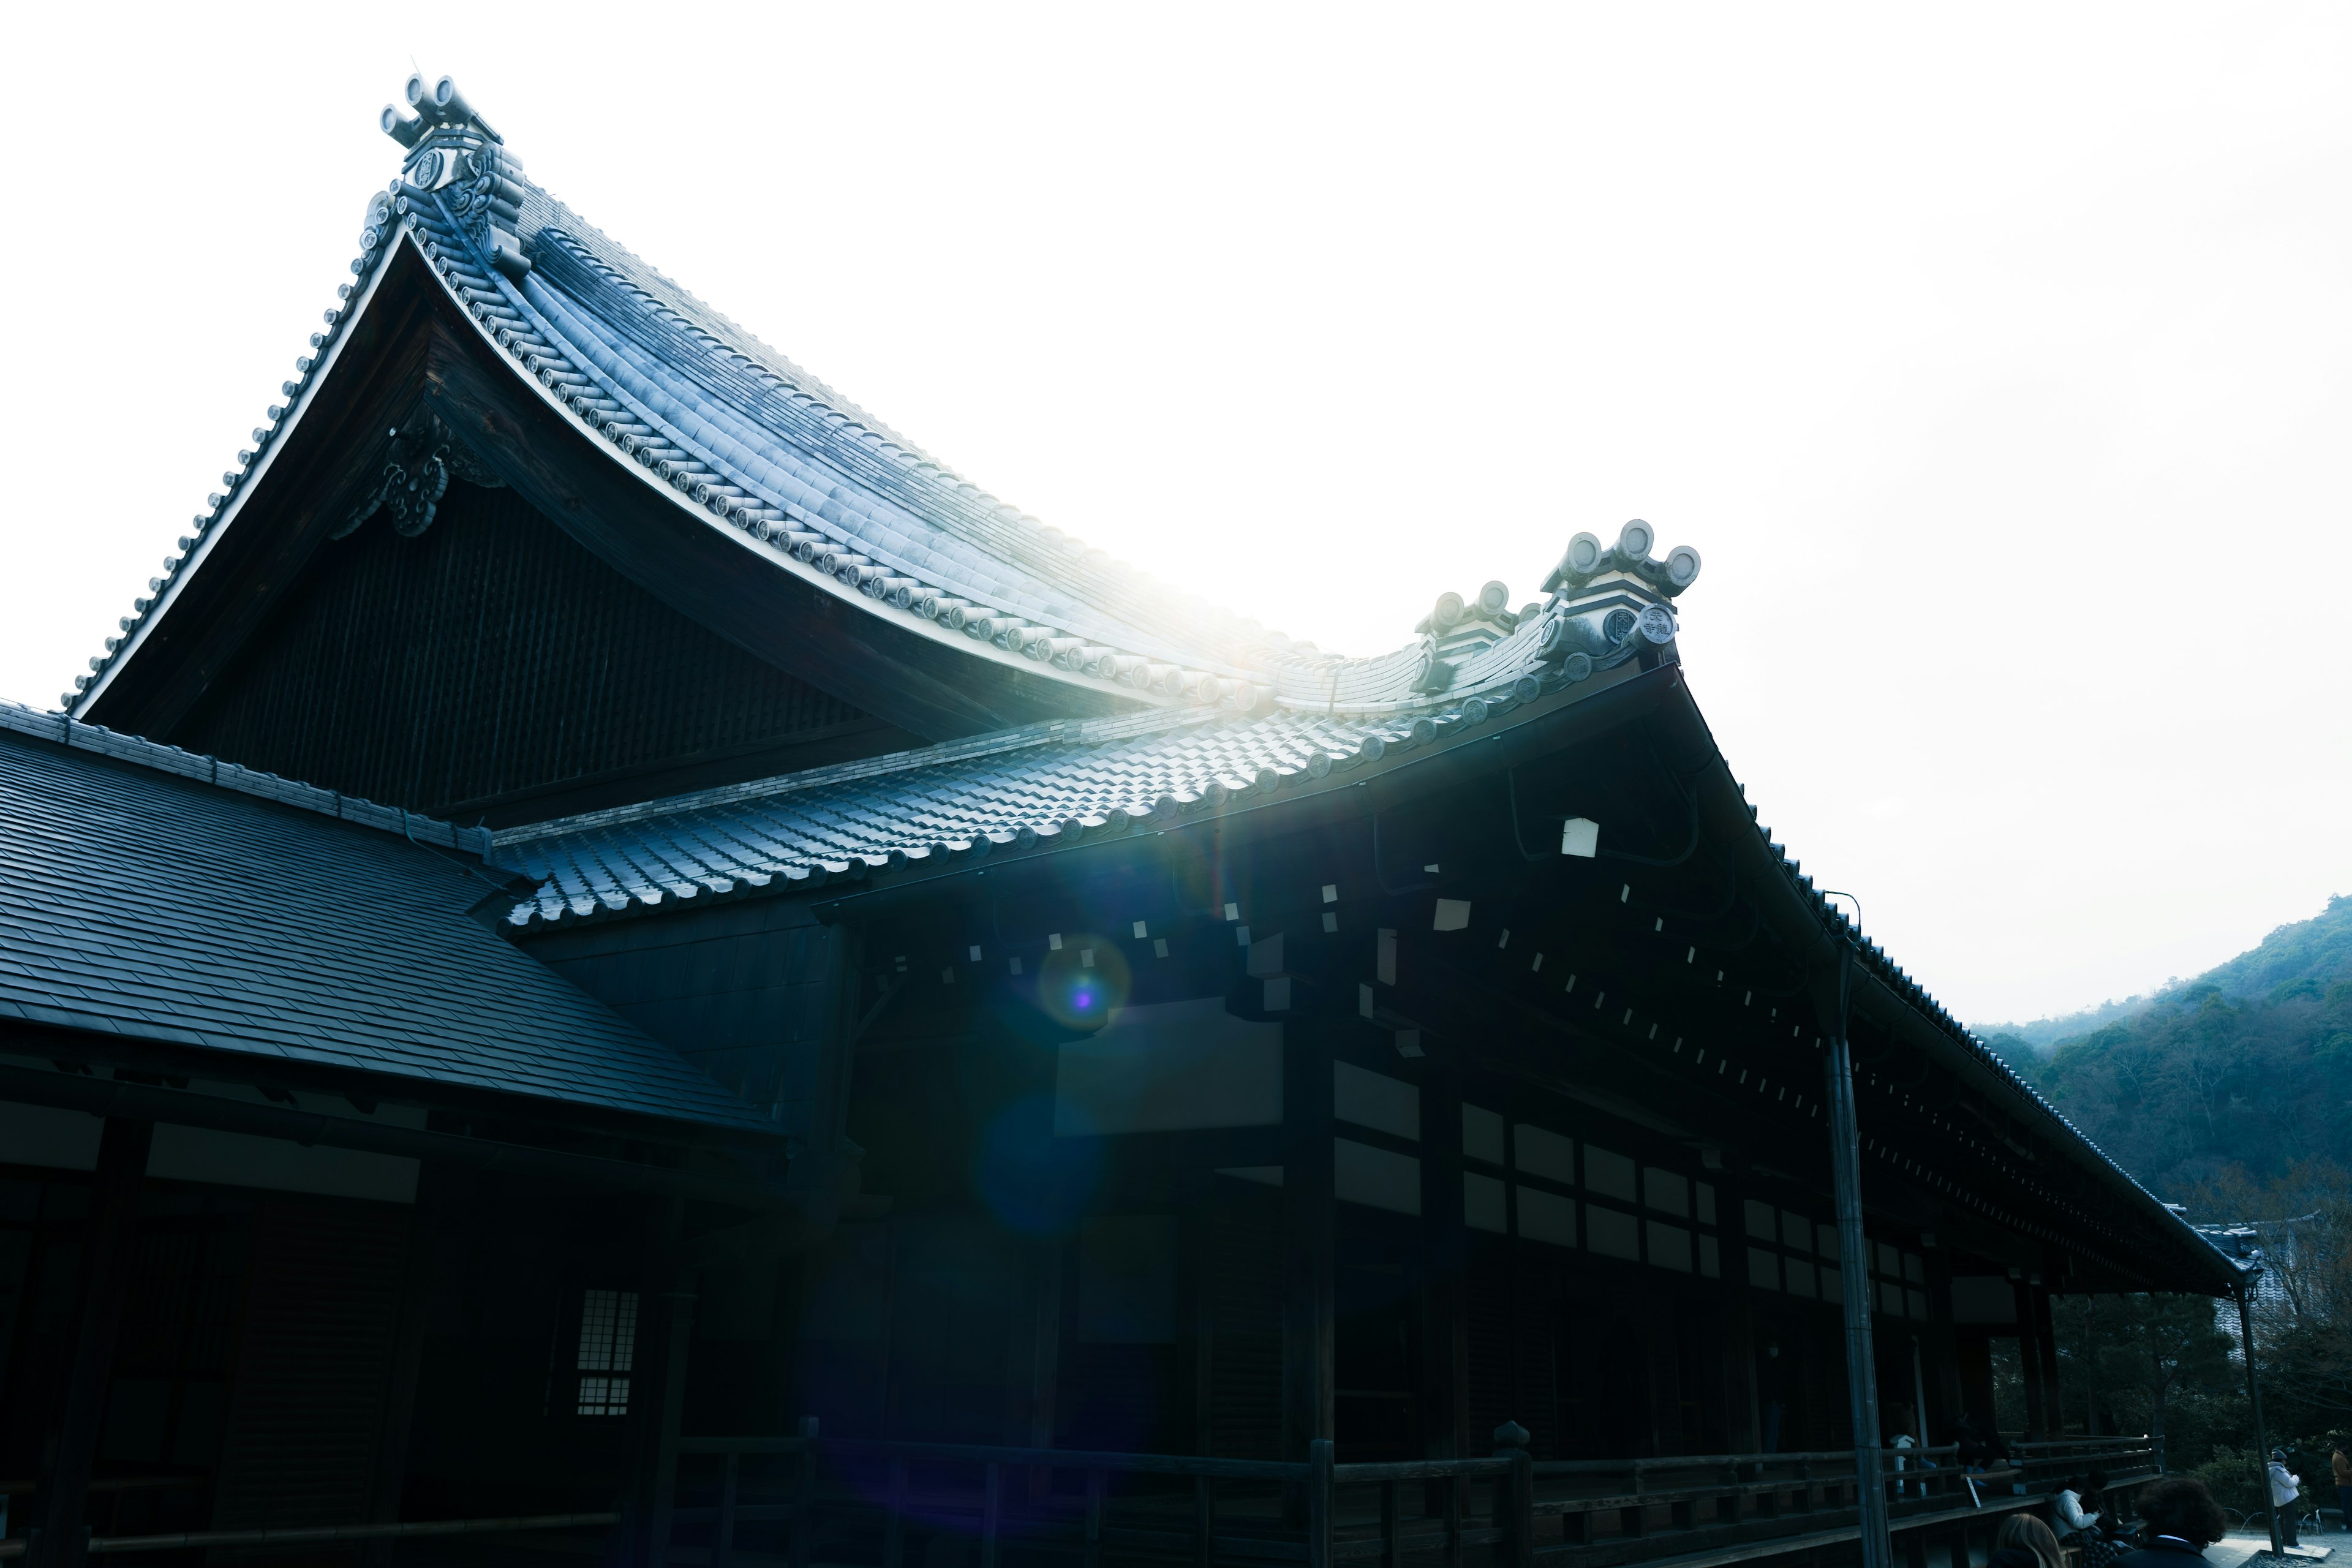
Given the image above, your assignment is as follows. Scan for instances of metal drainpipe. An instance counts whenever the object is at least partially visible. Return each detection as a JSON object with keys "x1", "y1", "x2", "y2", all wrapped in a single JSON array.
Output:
[
  {"x1": 1824, "y1": 941, "x2": 1891, "y2": 1568},
  {"x1": 2236, "y1": 1275, "x2": 2280, "y2": 1555}
]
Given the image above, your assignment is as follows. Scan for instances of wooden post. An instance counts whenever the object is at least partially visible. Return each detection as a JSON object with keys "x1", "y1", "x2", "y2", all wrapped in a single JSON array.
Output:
[
  {"x1": 885, "y1": 1456, "x2": 907, "y2": 1568},
  {"x1": 1196, "y1": 1474, "x2": 1216, "y2": 1568},
  {"x1": 1379, "y1": 1480, "x2": 1400, "y2": 1568},
  {"x1": 1282, "y1": 1020, "x2": 1336, "y2": 1467},
  {"x1": 1716, "y1": 1168, "x2": 1764, "y2": 1457},
  {"x1": 2031, "y1": 1281, "x2": 2065, "y2": 1438},
  {"x1": 715, "y1": 1452, "x2": 742, "y2": 1568},
  {"x1": 366, "y1": 1200, "x2": 442, "y2": 1567},
  {"x1": 1420, "y1": 1063, "x2": 1469, "y2": 1467},
  {"x1": 1819, "y1": 943, "x2": 1891, "y2": 1568},
  {"x1": 2236, "y1": 1282, "x2": 2280, "y2": 1553},
  {"x1": 1444, "y1": 1461, "x2": 1464, "y2": 1568},
  {"x1": 1306, "y1": 1438, "x2": 1335, "y2": 1568},
  {"x1": 622, "y1": 1190, "x2": 698, "y2": 1568},
  {"x1": 31, "y1": 1116, "x2": 151, "y2": 1568},
  {"x1": 793, "y1": 1416, "x2": 819, "y2": 1568},
  {"x1": 1494, "y1": 1420, "x2": 1534, "y2": 1568},
  {"x1": 981, "y1": 1461, "x2": 1001, "y2": 1568},
  {"x1": 1085, "y1": 1466, "x2": 1105, "y2": 1568},
  {"x1": 2012, "y1": 1277, "x2": 2048, "y2": 1441},
  {"x1": 645, "y1": 1276, "x2": 698, "y2": 1568}
]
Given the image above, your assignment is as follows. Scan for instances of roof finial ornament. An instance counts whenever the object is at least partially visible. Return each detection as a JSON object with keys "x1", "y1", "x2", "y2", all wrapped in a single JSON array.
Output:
[
  {"x1": 384, "y1": 73, "x2": 500, "y2": 145},
  {"x1": 378, "y1": 75, "x2": 529, "y2": 277}
]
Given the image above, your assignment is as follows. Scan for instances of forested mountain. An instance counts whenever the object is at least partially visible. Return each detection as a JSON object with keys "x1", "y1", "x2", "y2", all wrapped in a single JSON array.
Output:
[{"x1": 1977, "y1": 894, "x2": 2352, "y2": 1197}]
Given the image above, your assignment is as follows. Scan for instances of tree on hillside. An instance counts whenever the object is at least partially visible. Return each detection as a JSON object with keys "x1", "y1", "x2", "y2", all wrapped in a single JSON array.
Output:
[
  {"x1": 2027, "y1": 973, "x2": 2352, "y2": 1194},
  {"x1": 2086, "y1": 1294, "x2": 2239, "y2": 1469},
  {"x1": 2193, "y1": 1162, "x2": 2352, "y2": 1436}
]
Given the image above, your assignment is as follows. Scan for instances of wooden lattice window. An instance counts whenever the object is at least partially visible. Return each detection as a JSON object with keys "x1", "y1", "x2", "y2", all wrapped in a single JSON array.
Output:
[{"x1": 570, "y1": 1287, "x2": 639, "y2": 1417}]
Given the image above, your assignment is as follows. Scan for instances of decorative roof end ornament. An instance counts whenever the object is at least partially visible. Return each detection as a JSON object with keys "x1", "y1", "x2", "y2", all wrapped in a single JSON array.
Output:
[
  {"x1": 1542, "y1": 519, "x2": 1702, "y2": 600},
  {"x1": 1528, "y1": 519, "x2": 1696, "y2": 678},
  {"x1": 399, "y1": 72, "x2": 501, "y2": 143},
  {"x1": 383, "y1": 77, "x2": 529, "y2": 276}
]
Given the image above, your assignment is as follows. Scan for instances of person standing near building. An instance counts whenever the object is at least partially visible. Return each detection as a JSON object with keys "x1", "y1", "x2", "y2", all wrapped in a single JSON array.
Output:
[
  {"x1": 2331, "y1": 1441, "x2": 2350, "y2": 1533},
  {"x1": 2269, "y1": 1449, "x2": 2303, "y2": 1548}
]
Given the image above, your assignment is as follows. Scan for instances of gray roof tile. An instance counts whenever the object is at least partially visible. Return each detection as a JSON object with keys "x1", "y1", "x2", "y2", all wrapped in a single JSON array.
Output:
[{"x1": 0, "y1": 720, "x2": 772, "y2": 1133}]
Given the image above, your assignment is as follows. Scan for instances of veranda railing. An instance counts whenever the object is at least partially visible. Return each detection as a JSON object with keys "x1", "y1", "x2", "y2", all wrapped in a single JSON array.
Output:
[{"x1": 654, "y1": 1426, "x2": 2160, "y2": 1568}]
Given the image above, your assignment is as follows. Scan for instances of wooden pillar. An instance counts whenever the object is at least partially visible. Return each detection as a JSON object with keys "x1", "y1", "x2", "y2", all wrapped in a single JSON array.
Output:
[
  {"x1": 32, "y1": 1116, "x2": 153, "y2": 1568},
  {"x1": 1716, "y1": 1167, "x2": 1763, "y2": 1454},
  {"x1": 2011, "y1": 1278, "x2": 2047, "y2": 1440},
  {"x1": 1035, "y1": 1239, "x2": 1066, "y2": 1453},
  {"x1": 619, "y1": 1197, "x2": 696, "y2": 1568},
  {"x1": 365, "y1": 1199, "x2": 442, "y2": 1564},
  {"x1": 1819, "y1": 944, "x2": 1890, "y2": 1568},
  {"x1": 2031, "y1": 1283, "x2": 2064, "y2": 1438},
  {"x1": 1281, "y1": 1017, "x2": 1335, "y2": 1462},
  {"x1": 1920, "y1": 1244, "x2": 1961, "y2": 1442},
  {"x1": 1419, "y1": 1061, "x2": 1468, "y2": 1464}
]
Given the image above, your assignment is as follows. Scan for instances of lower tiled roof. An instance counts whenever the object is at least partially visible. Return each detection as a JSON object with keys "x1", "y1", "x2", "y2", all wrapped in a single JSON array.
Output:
[
  {"x1": 0, "y1": 724, "x2": 772, "y2": 1133},
  {"x1": 486, "y1": 664, "x2": 1623, "y2": 927}
]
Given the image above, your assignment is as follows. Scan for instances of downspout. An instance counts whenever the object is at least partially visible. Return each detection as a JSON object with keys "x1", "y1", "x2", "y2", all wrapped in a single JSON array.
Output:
[
  {"x1": 2237, "y1": 1275, "x2": 2280, "y2": 1556},
  {"x1": 1822, "y1": 939, "x2": 1891, "y2": 1568}
]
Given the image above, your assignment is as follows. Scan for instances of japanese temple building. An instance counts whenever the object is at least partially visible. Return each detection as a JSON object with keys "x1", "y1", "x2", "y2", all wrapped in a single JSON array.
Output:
[{"x1": 0, "y1": 77, "x2": 2242, "y2": 1568}]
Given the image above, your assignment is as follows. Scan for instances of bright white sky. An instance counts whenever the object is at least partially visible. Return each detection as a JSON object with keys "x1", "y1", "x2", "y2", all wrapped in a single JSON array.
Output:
[{"x1": 3, "y1": 5, "x2": 2346, "y2": 1027}]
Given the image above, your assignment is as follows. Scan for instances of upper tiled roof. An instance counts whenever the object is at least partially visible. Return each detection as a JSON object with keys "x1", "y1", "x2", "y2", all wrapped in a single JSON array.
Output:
[
  {"x1": 67, "y1": 77, "x2": 1699, "y2": 724},
  {"x1": 0, "y1": 703, "x2": 771, "y2": 1133}
]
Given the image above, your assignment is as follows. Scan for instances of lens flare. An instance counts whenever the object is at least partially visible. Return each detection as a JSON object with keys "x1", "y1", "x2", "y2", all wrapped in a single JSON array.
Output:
[{"x1": 1035, "y1": 937, "x2": 1131, "y2": 1032}]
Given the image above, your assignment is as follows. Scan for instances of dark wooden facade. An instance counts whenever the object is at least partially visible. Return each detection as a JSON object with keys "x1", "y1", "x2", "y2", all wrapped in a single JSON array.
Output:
[{"x1": 2, "y1": 76, "x2": 2234, "y2": 1568}]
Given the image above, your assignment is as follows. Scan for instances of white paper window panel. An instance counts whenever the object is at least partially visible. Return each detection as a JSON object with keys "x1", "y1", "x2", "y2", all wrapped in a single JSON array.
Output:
[
  {"x1": 1514, "y1": 1124, "x2": 1577, "y2": 1186},
  {"x1": 1784, "y1": 1258, "x2": 1817, "y2": 1299},
  {"x1": 1747, "y1": 1246, "x2": 1780, "y2": 1291},
  {"x1": 1587, "y1": 1204, "x2": 1640, "y2": 1261},
  {"x1": 1334, "y1": 1061, "x2": 1420, "y2": 1142},
  {"x1": 1462, "y1": 1104, "x2": 1506, "y2": 1166},
  {"x1": 1695, "y1": 1182, "x2": 1717, "y2": 1226},
  {"x1": 1745, "y1": 1199, "x2": 1777, "y2": 1241},
  {"x1": 1820, "y1": 1265, "x2": 1842, "y2": 1302},
  {"x1": 1904, "y1": 1253, "x2": 1926, "y2": 1286},
  {"x1": 578, "y1": 1289, "x2": 639, "y2": 1373},
  {"x1": 1878, "y1": 1279, "x2": 1906, "y2": 1317},
  {"x1": 1054, "y1": 999, "x2": 1283, "y2": 1134},
  {"x1": 1907, "y1": 1288, "x2": 1929, "y2": 1320},
  {"x1": 1517, "y1": 1186, "x2": 1577, "y2": 1247},
  {"x1": 1877, "y1": 1241, "x2": 1903, "y2": 1278},
  {"x1": 1079, "y1": 1216, "x2": 1180, "y2": 1343},
  {"x1": 1781, "y1": 1210, "x2": 1812, "y2": 1254},
  {"x1": 1698, "y1": 1234, "x2": 1721, "y2": 1278},
  {"x1": 1645, "y1": 1167, "x2": 1689, "y2": 1218},
  {"x1": 1585, "y1": 1145, "x2": 1637, "y2": 1204},
  {"x1": 1464, "y1": 1172, "x2": 1508, "y2": 1234},
  {"x1": 1816, "y1": 1223, "x2": 1841, "y2": 1261},
  {"x1": 1334, "y1": 1138, "x2": 1421, "y2": 1216},
  {"x1": 1647, "y1": 1220, "x2": 1693, "y2": 1273},
  {"x1": 576, "y1": 1374, "x2": 630, "y2": 1417}
]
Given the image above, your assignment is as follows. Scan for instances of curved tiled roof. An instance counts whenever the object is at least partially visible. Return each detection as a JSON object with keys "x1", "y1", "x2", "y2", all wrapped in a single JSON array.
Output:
[
  {"x1": 487, "y1": 678, "x2": 1594, "y2": 927},
  {"x1": 68, "y1": 78, "x2": 1700, "y2": 726}
]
